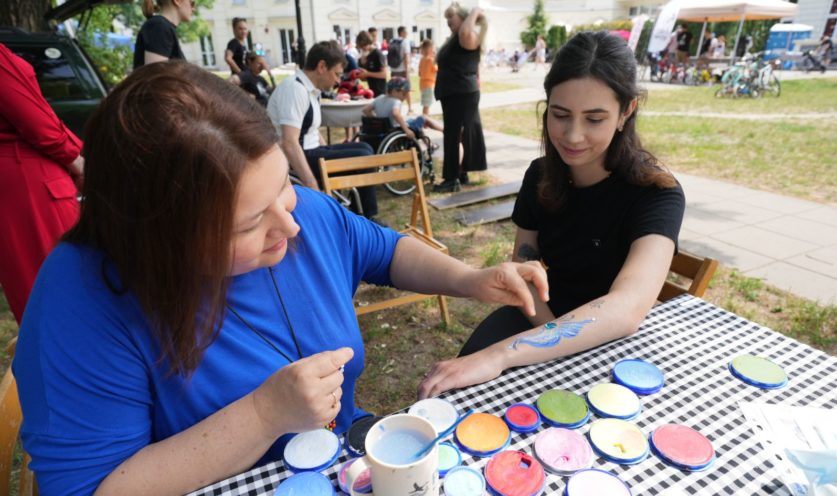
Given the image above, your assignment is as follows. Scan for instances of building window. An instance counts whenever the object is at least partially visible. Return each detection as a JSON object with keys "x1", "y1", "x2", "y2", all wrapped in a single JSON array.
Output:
[
  {"x1": 629, "y1": 6, "x2": 639, "y2": 15},
  {"x1": 200, "y1": 35, "x2": 216, "y2": 67},
  {"x1": 420, "y1": 0, "x2": 432, "y2": 4},
  {"x1": 232, "y1": 0, "x2": 245, "y2": 5}
]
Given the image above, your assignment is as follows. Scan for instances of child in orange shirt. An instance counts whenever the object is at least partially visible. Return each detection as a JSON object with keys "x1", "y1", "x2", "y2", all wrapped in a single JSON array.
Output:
[{"x1": 418, "y1": 39, "x2": 437, "y2": 116}]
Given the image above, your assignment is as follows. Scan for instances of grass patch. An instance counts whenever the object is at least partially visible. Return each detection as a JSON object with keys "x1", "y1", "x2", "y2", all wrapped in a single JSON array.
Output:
[{"x1": 479, "y1": 101, "x2": 837, "y2": 204}]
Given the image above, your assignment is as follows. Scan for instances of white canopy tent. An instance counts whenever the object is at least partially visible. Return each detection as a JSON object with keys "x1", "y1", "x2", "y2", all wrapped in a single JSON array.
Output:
[{"x1": 655, "y1": 0, "x2": 799, "y2": 61}]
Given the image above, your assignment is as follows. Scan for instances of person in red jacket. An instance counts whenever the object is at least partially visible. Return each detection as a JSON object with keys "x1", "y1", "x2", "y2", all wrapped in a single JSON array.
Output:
[{"x1": 0, "y1": 43, "x2": 83, "y2": 323}]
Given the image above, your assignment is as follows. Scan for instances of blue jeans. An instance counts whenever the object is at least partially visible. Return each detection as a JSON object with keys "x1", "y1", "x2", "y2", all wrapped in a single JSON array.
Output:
[{"x1": 304, "y1": 142, "x2": 378, "y2": 218}]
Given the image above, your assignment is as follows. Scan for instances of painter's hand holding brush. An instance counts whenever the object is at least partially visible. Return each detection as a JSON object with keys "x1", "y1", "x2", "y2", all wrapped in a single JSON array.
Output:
[{"x1": 253, "y1": 347, "x2": 354, "y2": 436}]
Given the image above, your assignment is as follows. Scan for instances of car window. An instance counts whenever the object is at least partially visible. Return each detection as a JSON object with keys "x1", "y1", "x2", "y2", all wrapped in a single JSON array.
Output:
[{"x1": 11, "y1": 45, "x2": 89, "y2": 101}]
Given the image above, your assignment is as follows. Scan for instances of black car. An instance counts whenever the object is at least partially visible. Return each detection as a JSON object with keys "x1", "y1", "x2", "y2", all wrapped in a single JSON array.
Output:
[{"x1": 1, "y1": 0, "x2": 113, "y2": 139}]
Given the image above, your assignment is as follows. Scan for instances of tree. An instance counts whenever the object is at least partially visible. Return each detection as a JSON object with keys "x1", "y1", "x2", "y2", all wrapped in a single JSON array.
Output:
[
  {"x1": 546, "y1": 25, "x2": 567, "y2": 53},
  {"x1": 0, "y1": 0, "x2": 50, "y2": 32},
  {"x1": 520, "y1": 0, "x2": 548, "y2": 49}
]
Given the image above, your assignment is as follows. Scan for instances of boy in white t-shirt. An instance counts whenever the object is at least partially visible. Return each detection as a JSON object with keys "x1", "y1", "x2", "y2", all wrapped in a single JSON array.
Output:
[{"x1": 362, "y1": 77, "x2": 442, "y2": 140}]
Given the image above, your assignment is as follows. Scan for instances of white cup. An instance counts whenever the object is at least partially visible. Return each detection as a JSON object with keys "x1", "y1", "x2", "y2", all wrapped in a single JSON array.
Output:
[{"x1": 345, "y1": 414, "x2": 439, "y2": 496}]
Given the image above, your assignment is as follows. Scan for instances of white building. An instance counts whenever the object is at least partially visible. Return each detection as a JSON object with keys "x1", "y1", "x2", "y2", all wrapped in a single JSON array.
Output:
[
  {"x1": 182, "y1": 0, "x2": 664, "y2": 70},
  {"x1": 795, "y1": 0, "x2": 837, "y2": 41}
]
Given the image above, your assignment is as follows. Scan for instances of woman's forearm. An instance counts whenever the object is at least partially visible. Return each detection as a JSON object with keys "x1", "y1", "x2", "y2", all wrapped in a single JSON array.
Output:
[
  {"x1": 390, "y1": 237, "x2": 474, "y2": 298},
  {"x1": 96, "y1": 393, "x2": 277, "y2": 496}
]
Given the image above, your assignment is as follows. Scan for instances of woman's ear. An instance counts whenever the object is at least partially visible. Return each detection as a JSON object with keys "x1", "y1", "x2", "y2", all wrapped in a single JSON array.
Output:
[{"x1": 624, "y1": 97, "x2": 638, "y2": 121}]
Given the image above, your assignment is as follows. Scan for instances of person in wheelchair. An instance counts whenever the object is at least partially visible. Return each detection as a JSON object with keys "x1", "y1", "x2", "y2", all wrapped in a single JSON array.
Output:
[{"x1": 361, "y1": 77, "x2": 443, "y2": 141}]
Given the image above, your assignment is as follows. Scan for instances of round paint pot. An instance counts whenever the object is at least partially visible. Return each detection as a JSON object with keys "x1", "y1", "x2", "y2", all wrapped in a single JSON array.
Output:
[
  {"x1": 536, "y1": 390, "x2": 590, "y2": 429},
  {"x1": 586, "y1": 383, "x2": 641, "y2": 420},
  {"x1": 337, "y1": 458, "x2": 373, "y2": 494},
  {"x1": 533, "y1": 427, "x2": 593, "y2": 475},
  {"x1": 612, "y1": 359, "x2": 665, "y2": 395},
  {"x1": 588, "y1": 419, "x2": 649, "y2": 465},
  {"x1": 444, "y1": 466, "x2": 486, "y2": 496},
  {"x1": 283, "y1": 428, "x2": 341, "y2": 473},
  {"x1": 563, "y1": 469, "x2": 632, "y2": 496},
  {"x1": 504, "y1": 403, "x2": 541, "y2": 433},
  {"x1": 455, "y1": 412, "x2": 511, "y2": 457},
  {"x1": 345, "y1": 415, "x2": 382, "y2": 457},
  {"x1": 408, "y1": 398, "x2": 459, "y2": 438},
  {"x1": 438, "y1": 441, "x2": 462, "y2": 477},
  {"x1": 649, "y1": 424, "x2": 715, "y2": 472},
  {"x1": 729, "y1": 355, "x2": 788, "y2": 389},
  {"x1": 274, "y1": 471, "x2": 336, "y2": 496},
  {"x1": 484, "y1": 450, "x2": 545, "y2": 496}
]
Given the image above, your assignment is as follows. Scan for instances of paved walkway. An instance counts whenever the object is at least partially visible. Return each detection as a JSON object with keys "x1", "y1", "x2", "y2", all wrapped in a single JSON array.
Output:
[{"x1": 425, "y1": 70, "x2": 837, "y2": 303}]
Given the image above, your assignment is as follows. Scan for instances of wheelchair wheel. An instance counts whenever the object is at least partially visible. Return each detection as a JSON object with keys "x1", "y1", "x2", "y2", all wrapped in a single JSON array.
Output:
[{"x1": 377, "y1": 132, "x2": 421, "y2": 196}]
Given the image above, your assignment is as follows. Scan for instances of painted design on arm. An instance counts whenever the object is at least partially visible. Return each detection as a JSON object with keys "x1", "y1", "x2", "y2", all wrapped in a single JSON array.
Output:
[
  {"x1": 509, "y1": 317, "x2": 596, "y2": 350},
  {"x1": 517, "y1": 243, "x2": 540, "y2": 262}
]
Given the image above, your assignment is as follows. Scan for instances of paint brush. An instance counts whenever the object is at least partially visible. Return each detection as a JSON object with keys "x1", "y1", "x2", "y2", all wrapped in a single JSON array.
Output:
[{"x1": 408, "y1": 410, "x2": 475, "y2": 462}]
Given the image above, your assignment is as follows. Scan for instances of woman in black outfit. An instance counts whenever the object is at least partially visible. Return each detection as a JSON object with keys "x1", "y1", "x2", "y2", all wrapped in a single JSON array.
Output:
[
  {"x1": 433, "y1": 2, "x2": 488, "y2": 192},
  {"x1": 134, "y1": 0, "x2": 193, "y2": 69}
]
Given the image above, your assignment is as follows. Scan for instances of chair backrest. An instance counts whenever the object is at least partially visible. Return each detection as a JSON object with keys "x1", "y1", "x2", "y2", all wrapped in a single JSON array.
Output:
[
  {"x1": 659, "y1": 250, "x2": 719, "y2": 302},
  {"x1": 320, "y1": 149, "x2": 434, "y2": 236},
  {"x1": 360, "y1": 116, "x2": 392, "y2": 136},
  {"x1": 1, "y1": 338, "x2": 36, "y2": 496}
]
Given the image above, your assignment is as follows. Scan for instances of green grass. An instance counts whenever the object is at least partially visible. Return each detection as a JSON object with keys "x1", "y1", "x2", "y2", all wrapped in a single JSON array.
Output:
[{"x1": 479, "y1": 97, "x2": 837, "y2": 204}]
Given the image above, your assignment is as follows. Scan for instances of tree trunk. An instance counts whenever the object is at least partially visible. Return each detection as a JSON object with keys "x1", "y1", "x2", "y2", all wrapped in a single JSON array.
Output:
[{"x1": 0, "y1": 0, "x2": 51, "y2": 33}]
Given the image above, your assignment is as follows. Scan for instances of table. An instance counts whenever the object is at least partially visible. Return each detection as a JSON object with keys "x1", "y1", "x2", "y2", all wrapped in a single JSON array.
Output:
[
  {"x1": 320, "y1": 99, "x2": 369, "y2": 144},
  {"x1": 191, "y1": 295, "x2": 837, "y2": 495}
]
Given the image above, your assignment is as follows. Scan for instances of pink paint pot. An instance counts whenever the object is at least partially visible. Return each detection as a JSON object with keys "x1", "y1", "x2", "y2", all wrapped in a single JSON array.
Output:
[
  {"x1": 484, "y1": 450, "x2": 545, "y2": 496},
  {"x1": 649, "y1": 424, "x2": 715, "y2": 471},
  {"x1": 533, "y1": 427, "x2": 593, "y2": 475}
]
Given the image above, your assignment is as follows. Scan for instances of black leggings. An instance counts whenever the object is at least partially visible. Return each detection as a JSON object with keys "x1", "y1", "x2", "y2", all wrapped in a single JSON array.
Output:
[
  {"x1": 459, "y1": 306, "x2": 532, "y2": 357},
  {"x1": 439, "y1": 92, "x2": 486, "y2": 181}
]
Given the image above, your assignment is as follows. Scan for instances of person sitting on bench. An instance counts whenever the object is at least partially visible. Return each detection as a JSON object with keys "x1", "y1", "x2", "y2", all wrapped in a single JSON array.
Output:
[{"x1": 267, "y1": 41, "x2": 380, "y2": 221}]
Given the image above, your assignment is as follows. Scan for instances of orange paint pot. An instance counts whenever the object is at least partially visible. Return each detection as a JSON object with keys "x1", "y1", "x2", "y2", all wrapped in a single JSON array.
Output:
[{"x1": 454, "y1": 412, "x2": 511, "y2": 457}]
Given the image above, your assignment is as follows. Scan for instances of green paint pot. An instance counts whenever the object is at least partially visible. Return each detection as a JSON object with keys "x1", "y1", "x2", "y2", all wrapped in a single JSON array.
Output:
[
  {"x1": 729, "y1": 355, "x2": 788, "y2": 389},
  {"x1": 536, "y1": 389, "x2": 590, "y2": 429}
]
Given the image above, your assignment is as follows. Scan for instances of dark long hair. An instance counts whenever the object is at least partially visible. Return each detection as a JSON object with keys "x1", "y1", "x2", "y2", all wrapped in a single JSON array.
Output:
[
  {"x1": 65, "y1": 61, "x2": 279, "y2": 375},
  {"x1": 538, "y1": 31, "x2": 676, "y2": 213}
]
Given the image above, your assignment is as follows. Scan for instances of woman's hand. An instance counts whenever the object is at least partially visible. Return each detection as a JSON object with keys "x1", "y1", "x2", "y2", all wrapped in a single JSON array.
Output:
[
  {"x1": 357, "y1": 68, "x2": 368, "y2": 80},
  {"x1": 462, "y1": 261, "x2": 548, "y2": 317},
  {"x1": 252, "y1": 347, "x2": 353, "y2": 438},
  {"x1": 69, "y1": 154, "x2": 84, "y2": 189},
  {"x1": 418, "y1": 347, "x2": 506, "y2": 399}
]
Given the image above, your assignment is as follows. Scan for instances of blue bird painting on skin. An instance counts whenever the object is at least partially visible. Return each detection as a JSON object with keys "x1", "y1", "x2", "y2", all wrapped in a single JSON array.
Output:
[{"x1": 510, "y1": 319, "x2": 595, "y2": 350}]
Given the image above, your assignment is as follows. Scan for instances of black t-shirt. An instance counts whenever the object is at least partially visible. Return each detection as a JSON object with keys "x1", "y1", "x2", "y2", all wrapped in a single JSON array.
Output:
[
  {"x1": 435, "y1": 34, "x2": 480, "y2": 100},
  {"x1": 676, "y1": 31, "x2": 693, "y2": 53},
  {"x1": 226, "y1": 38, "x2": 248, "y2": 73},
  {"x1": 238, "y1": 69, "x2": 270, "y2": 106},
  {"x1": 512, "y1": 159, "x2": 685, "y2": 317},
  {"x1": 360, "y1": 49, "x2": 386, "y2": 96},
  {"x1": 133, "y1": 15, "x2": 184, "y2": 70}
]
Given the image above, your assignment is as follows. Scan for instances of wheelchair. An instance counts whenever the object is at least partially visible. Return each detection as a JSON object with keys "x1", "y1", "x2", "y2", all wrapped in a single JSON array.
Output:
[{"x1": 356, "y1": 116, "x2": 437, "y2": 196}]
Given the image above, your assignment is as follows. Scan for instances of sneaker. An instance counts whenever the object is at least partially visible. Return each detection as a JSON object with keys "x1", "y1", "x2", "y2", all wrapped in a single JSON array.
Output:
[
  {"x1": 459, "y1": 171, "x2": 470, "y2": 185},
  {"x1": 433, "y1": 179, "x2": 461, "y2": 193}
]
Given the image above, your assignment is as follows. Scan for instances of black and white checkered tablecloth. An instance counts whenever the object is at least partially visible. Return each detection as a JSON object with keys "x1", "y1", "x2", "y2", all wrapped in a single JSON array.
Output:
[{"x1": 191, "y1": 294, "x2": 837, "y2": 495}]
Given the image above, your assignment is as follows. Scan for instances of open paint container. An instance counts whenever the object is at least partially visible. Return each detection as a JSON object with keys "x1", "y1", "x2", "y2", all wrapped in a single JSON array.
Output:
[
  {"x1": 283, "y1": 428, "x2": 341, "y2": 473},
  {"x1": 408, "y1": 398, "x2": 459, "y2": 438},
  {"x1": 612, "y1": 359, "x2": 664, "y2": 395},
  {"x1": 563, "y1": 469, "x2": 632, "y2": 496},
  {"x1": 504, "y1": 403, "x2": 541, "y2": 433},
  {"x1": 649, "y1": 424, "x2": 715, "y2": 471},
  {"x1": 274, "y1": 471, "x2": 336, "y2": 495},
  {"x1": 484, "y1": 450, "x2": 545, "y2": 496},
  {"x1": 586, "y1": 383, "x2": 641, "y2": 420},
  {"x1": 337, "y1": 458, "x2": 372, "y2": 494},
  {"x1": 454, "y1": 412, "x2": 511, "y2": 457},
  {"x1": 345, "y1": 415, "x2": 383, "y2": 457},
  {"x1": 588, "y1": 418, "x2": 649, "y2": 465},
  {"x1": 438, "y1": 441, "x2": 462, "y2": 477},
  {"x1": 444, "y1": 466, "x2": 486, "y2": 496},
  {"x1": 728, "y1": 354, "x2": 788, "y2": 389},
  {"x1": 533, "y1": 427, "x2": 593, "y2": 475},
  {"x1": 536, "y1": 390, "x2": 590, "y2": 429}
]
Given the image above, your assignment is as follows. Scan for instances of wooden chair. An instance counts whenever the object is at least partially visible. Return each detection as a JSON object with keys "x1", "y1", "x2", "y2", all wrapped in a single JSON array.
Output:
[
  {"x1": 658, "y1": 250, "x2": 719, "y2": 302},
  {"x1": 319, "y1": 149, "x2": 450, "y2": 325},
  {"x1": 1, "y1": 337, "x2": 36, "y2": 496}
]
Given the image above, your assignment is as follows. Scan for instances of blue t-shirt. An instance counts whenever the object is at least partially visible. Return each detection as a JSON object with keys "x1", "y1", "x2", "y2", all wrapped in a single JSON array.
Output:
[{"x1": 13, "y1": 187, "x2": 403, "y2": 494}]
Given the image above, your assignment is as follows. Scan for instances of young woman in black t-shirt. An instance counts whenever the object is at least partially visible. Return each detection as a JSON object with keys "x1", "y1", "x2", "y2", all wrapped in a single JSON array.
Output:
[
  {"x1": 418, "y1": 31, "x2": 685, "y2": 400},
  {"x1": 356, "y1": 31, "x2": 387, "y2": 96},
  {"x1": 133, "y1": 0, "x2": 193, "y2": 69}
]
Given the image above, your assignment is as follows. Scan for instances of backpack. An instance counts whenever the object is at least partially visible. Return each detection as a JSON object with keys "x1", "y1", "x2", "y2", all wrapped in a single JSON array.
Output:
[{"x1": 387, "y1": 38, "x2": 403, "y2": 68}]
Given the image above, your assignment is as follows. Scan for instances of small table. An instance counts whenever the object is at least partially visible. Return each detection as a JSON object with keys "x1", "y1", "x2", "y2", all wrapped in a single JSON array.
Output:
[
  {"x1": 190, "y1": 295, "x2": 837, "y2": 495},
  {"x1": 320, "y1": 99, "x2": 369, "y2": 144}
]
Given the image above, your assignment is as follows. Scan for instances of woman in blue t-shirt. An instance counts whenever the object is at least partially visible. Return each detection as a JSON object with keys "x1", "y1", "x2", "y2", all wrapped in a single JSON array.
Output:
[
  {"x1": 13, "y1": 61, "x2": 547, "y2": 495},
  {"x1": 419, "y1": 31, "x2": 685, "y2": 400},
  {"x1": 133, "y1": 0, "x2": 192, "y2": 69}
]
